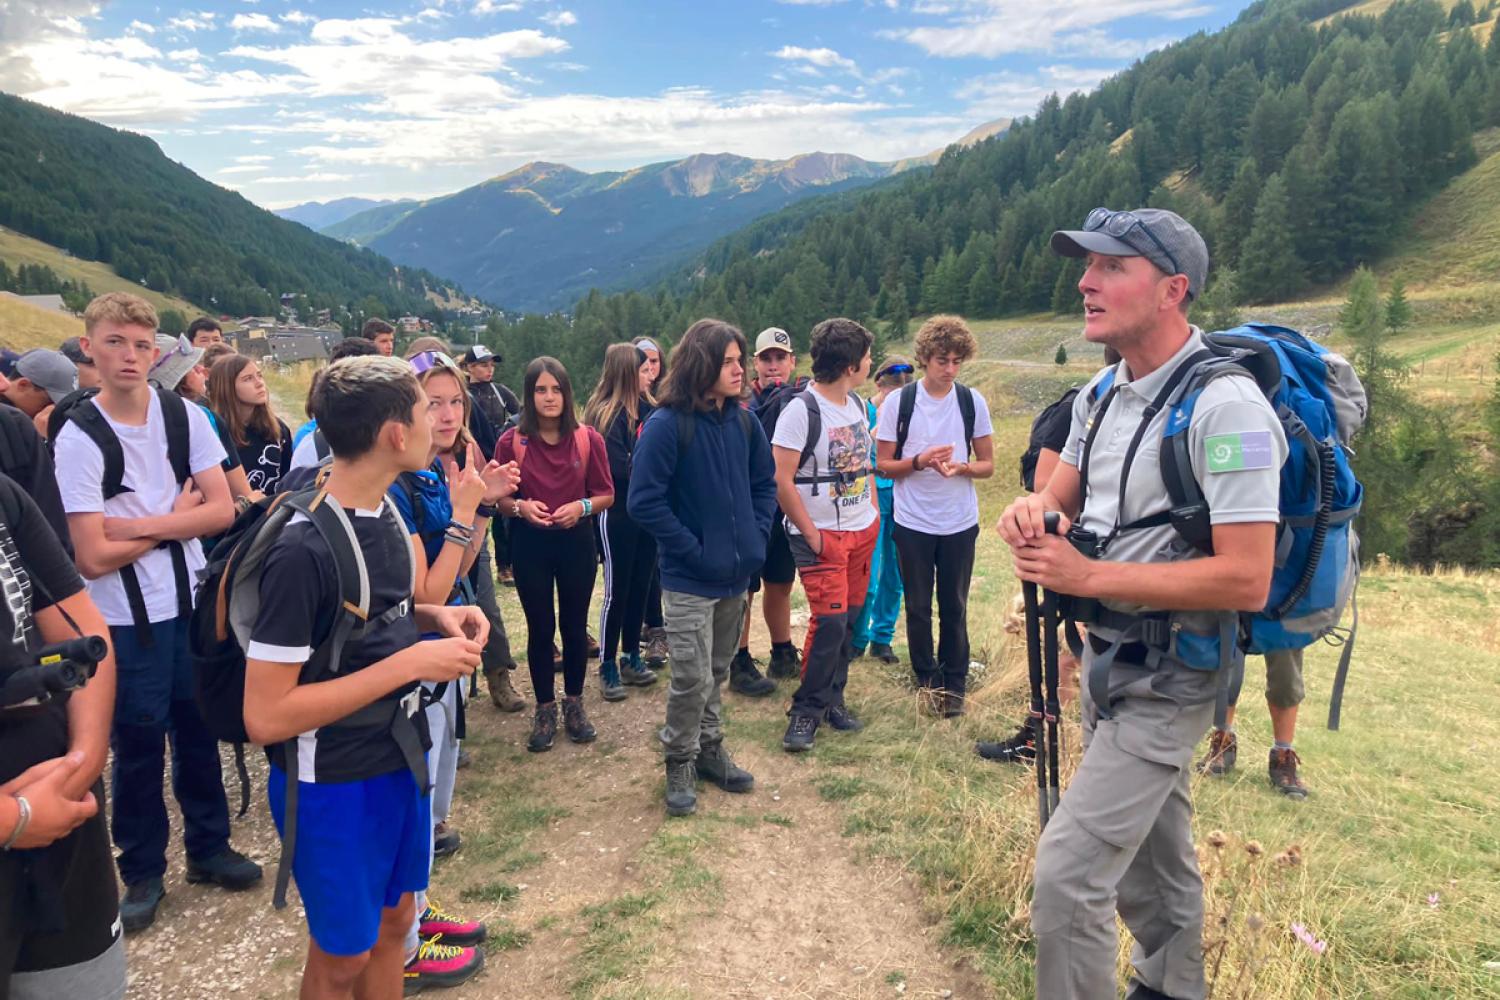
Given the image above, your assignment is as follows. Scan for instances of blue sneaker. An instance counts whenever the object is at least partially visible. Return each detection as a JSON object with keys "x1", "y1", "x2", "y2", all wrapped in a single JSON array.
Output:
[{"x1": 599, "y1": 659, "x2": 627, "y2": 702}]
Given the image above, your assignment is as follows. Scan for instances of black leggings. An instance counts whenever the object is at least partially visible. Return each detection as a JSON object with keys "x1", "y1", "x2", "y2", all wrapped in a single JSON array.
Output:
[
  {"x1": 511, "y1": 519, "x2": 597, "y2": 704},
  {"x1": 597, "y1": 508, "x2": 657, "y2": 662}
]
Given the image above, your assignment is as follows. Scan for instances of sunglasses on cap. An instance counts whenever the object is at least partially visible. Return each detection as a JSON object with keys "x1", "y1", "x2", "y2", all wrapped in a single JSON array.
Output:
[
  {"x1": 876, "y1": 362, "x2": 914, "y2": 379},
  {"x1": 409, "y1": 350, "x2": 462, "y2": 376},
  {"x1": 1083, "y1": 207, "x2": 1181, "y2": 278}
]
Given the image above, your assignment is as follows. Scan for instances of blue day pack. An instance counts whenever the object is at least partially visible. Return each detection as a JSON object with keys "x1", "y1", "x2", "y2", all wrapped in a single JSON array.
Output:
[{"x1": 1080, "y1": 324, "x2": 1366, "y2": 726}]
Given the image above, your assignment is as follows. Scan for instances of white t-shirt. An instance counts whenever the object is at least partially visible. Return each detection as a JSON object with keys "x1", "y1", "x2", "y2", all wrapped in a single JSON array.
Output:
[
  {"x1": 771, "y1": 388, "x2": 877, "y2": 535},
  {"x1": 289, "y1": 429, "x2": 322, "y2": 472},
  {"x1": 55, "y1": 392, "x2": 227, "y2": 626},
  {"x1": 876, "y1": 381, "x2": 994, "y2": 535}
]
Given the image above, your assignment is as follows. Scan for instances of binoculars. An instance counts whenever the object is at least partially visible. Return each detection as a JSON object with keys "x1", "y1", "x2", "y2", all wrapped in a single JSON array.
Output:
[{"x1": 0, "y1": 635, "x2": 108, "y2": 710}]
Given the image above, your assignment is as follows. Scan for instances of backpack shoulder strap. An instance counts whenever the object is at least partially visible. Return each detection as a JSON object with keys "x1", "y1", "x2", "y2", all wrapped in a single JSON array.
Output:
[
  {"x1": 513, "y1": 434, "x2": 528, "y2": 472},
  {"x1": 573, "y1": 426, "x2": 592, "y2": 470},
  {"x1": 675, "y1": 410, "x2": 695, "y2": 456},
  {"x1": 794, "y1": 389, "x2": 822, "y2": 473},
  {"x1": 313, "y1": 428, "x2": 330, "y2": 461},
  {"x1": 63, "y1": 397, "x2": 128, "y2": 499},
  {"x1": 285, "y1": 489, "x2": 372, "y2": 679},
  {"x1": 0, "y1": 410, "x2": 28, "y2": 473},
  {"x1": 736, "y1": 405, "x2": 753, "y2": 454},
  {"x1": 956, "y1": 382, "x2": 976, "y2": 458},
  {"x1": 157, "y1": 387, "x2": 192, "y2": 485},
  {"x1": 397, "y1": 473, "x2": 425, "y2": 535},
  {"x1": 893, "y1": 382, "x2": 918, "y2": 459}
]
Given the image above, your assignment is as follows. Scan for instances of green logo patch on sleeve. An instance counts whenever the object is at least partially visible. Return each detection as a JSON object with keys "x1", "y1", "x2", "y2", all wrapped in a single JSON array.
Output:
[{"x1": 1205, "y1": 431, "x2": 1275, "y2": 473}]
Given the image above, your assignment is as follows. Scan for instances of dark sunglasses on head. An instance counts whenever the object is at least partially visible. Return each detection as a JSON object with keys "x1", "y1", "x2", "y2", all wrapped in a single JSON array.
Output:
[
  {"x1": 876, "y1": 362, "x2": 914, "y2": 379},
  {"x1": 1084, "y1": 207, "x2": 1181, "y2": 278}
]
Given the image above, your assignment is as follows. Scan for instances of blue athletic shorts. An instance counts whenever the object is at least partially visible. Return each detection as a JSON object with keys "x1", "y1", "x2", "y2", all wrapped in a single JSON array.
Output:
[{"x1": 268, "y1": 766, "x2": 431, "y2": 956}]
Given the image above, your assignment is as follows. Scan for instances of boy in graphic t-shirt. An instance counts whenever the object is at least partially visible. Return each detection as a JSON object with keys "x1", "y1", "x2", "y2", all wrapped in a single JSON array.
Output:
[
  {"x1": 774, "y1": 318, "x2": 880, "y2": 753},
  {"x1": 241, "y1": 357, "x2": 489, "y2": 1000},
  {"x1": 876, "y1": 315, "x2": 995, "y2": 718}
]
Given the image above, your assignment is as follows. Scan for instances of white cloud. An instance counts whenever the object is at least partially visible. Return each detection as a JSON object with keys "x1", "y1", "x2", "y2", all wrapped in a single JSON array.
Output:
[
  {"x1": 955, "y1": 63, "x2": 1118, "y2": 117},
  {"x1": 282, "y1": 11, "x2": 315, "y2": 26},
  {"x1": 166, "y1": 12, "x2": 217, "y2": 33},
  {"x1": 167, "y1": 48, "x2": 201, "y2": 62},
  {"x1": 771, "y1": 45, "x2": 859, "y2": 75},
  {"x1": 540, "y1": 10, "x2": 577, "y2": 28},
  {"x1": 886, "y1": 0, "x2": 1208, "y2": 58},
  {"x1": 127, "y1": 20, "x2": 155, "y2": 34},
  {"x1": 230, "y1": 13, "x2": 281, "y2": 33},
  {"x1": 473, "y1": 0, "x2": 524, "y2": 13},
  {"x1": 257, "y1": 172, "x2": 355, "y2": 184},
  {"x1": 217, "y1": 164, "x2": 270, "y2": 175}
]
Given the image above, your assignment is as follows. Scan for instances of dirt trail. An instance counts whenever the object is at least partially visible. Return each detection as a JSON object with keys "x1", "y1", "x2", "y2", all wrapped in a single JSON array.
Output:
[{"x1": 123, "y1": 661, "x2": 992, "y2": 999}]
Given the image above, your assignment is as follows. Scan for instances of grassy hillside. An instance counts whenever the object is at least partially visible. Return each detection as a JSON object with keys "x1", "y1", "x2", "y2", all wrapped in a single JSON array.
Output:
[
  {"x1": 0, "y1": 226, "x2": 208, "y2": 322},
  {"x1": 1377, "y1": 127, "x2": 1500, "y2": 294},
  {"x1": 0, "y1": 294, "x2": 82, "y2": 351}
]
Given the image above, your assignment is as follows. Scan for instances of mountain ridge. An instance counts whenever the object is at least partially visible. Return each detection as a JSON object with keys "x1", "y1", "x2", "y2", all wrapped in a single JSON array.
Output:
[{"x1": 321, "y1": 123, "x2": 1010, "y2": 311}]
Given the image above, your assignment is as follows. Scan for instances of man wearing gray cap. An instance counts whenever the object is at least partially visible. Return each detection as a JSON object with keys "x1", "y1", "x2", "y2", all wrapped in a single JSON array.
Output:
[
  {"x1": 997, "y1": 208, "x2": 1285, "y2": 1000},
  {"x1": 1, "y1": 349, "x2": 78, "y2": 425}
]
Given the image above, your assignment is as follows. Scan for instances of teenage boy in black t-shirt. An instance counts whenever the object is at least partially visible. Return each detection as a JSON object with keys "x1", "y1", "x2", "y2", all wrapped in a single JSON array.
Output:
[
  {"x1": 242, "y1": 357, "x2": 488, "y2": 1000},
  {"x1": 0, "y1": 475, "x2": 124, "y2": 1000}
]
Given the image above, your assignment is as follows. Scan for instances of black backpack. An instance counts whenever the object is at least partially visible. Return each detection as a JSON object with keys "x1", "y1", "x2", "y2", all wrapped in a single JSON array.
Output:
[
  {"x1": 190, "y1": 484, "x2": 420, "y2": 908},
  {"x1": 892, "y1": 381, "x2": 977, "y2": 461},
  {"x1": 1019, "y1": 387, "x2": 1080, "y2": 491},
  {"x1": 58, "y1": 387, "x2": 194, "y2": 643}
]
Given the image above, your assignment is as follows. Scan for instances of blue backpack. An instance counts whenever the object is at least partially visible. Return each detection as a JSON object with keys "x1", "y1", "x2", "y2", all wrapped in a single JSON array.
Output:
[{"x1": 1078, "y1": 324, "x2": 1366, "y2": 727}]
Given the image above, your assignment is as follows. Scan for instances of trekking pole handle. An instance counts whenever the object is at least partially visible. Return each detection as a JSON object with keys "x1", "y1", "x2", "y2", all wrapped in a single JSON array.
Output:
[{"x1": 1043, "y1": 511, "x2": 1062, "y2": 536}]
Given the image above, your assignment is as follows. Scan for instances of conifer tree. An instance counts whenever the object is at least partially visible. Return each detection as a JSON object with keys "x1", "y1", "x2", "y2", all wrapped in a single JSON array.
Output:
[{"x1": 1239, "y1": 173, "x2": 1305, "y2": 303}]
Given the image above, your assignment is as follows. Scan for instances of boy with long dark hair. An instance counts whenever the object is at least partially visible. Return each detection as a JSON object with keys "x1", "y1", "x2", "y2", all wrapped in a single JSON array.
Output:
[{"x1": 628, "y1": 320, "x2": 777, "y2": 817}]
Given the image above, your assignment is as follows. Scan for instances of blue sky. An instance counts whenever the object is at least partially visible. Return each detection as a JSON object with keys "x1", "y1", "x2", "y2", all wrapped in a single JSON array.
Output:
[{"x1": 1, "y1": 0, "x2": 1243, "y2": 209}]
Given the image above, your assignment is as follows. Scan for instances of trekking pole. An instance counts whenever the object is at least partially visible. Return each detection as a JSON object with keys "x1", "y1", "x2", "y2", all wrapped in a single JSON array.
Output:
[
  {"x1": 1041, "y1": 516, "x2": 1063, "y2": 820},
  {"x1": 1023, "y1": 576, "x2": 1048, "y2": 830}
]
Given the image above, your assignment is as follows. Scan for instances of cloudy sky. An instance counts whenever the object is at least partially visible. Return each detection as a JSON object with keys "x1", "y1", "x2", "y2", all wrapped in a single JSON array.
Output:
[{"x1": 1, "y1": 0, "x2": 1240, "y2": 209}]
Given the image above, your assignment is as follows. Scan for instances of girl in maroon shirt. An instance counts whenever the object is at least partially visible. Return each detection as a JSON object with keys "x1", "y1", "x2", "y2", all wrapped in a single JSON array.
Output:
[{"x1": 495, "y1": 356, "x2": 614, "y2": 752}]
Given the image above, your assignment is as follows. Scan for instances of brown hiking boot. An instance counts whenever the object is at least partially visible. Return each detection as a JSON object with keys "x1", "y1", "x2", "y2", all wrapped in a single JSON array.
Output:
[
  {"x1": 643, "y1": 627, "x2": 670, "y2": 667},
  {"x1": 527, "y1": 703, "x2": 558, "y2": 753},
  {"x1": 484, "y1": 666, "x2": 525, "y2": 713},
  {"x1": 1268, "y1": 747, "x2": 1308, "y2": 799},
  {"x1": 1197, "y1": 728, "x2": 1238, "y2": 776},
  {"x1": 562, "y1": 696, "x2": 597, "y2": 744},
  {"x1": 917, "y1": 687, "x2": 945, "y2": 718}
]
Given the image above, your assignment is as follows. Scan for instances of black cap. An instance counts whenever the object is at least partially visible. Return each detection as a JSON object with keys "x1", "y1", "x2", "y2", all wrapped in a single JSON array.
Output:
[{"x1": 462, "y1": 344, "x2": 499, "y2": 365}]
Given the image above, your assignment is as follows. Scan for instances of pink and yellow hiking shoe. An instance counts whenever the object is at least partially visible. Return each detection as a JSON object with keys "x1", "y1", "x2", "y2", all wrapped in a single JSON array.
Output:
[
  {"x1": 418, "y1": 900, "x2": 487, "y2": 947},
  {"x1": 403, "y1": 935, "x2": 484, "y2": 995}
]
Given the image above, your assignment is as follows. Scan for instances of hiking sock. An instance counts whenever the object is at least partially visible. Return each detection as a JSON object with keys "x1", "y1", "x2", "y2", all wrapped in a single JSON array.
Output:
[{"x1": 1273, "y1": 740, "x2": 1294, "y2": 751}]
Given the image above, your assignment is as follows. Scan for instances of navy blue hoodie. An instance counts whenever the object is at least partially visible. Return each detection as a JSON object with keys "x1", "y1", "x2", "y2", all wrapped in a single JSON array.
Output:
[{"x1": 628, "y1": 402, "x2": 777, "y2": 599}]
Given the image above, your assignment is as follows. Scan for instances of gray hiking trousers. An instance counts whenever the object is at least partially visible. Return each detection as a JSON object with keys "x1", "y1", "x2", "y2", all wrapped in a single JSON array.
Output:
[
  {"x1": 1031, "y1": 650, "x2": 1217, "y2": 1000},
  {"x1": 658, "y1": 590, "x2": 746, "y2": 760}
]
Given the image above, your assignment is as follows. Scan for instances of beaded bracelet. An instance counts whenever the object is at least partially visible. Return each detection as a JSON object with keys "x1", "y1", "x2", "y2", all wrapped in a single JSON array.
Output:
[{"x1": 581, "y1": 497, "x2": 593, "y2": 517}]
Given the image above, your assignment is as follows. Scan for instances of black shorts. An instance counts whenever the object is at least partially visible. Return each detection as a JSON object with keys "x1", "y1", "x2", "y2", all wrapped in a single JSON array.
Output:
[
  {"x1": 748, "y1": 516, "x2": 796, "y2": 594},
  {"x1": 0, "y1": 783, "x2": 120, "y2": 991}
]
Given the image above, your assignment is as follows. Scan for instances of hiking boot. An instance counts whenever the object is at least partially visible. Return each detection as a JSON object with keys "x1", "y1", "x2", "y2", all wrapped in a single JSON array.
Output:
[
  {"x1": 433, "y1": 822, "x2": 461, "y2": 859},
  {"x1": 824, "y1": 704, "x2": 863, "y2": 732},
  {"x1": 643, "y1": 627, "x2": 670, "y2": 667},
  {"x1": 455, "y1": 749, "x2": 471, "y2": 770},
  {"x1": 943, "y1": 691, "x2": 966, "y2": 719},
  {"x1": 695, "y1": 741, "x2": 754, "y2": 793},
  {"x1": 599, "y1": 659, "x2": 627, "y2": 702},
  {"x1": 498, "y1": 564, "x2": 515, "y2": 587},
  {"x1": 527, "y1": 702, "x2": 558, "y2": 753},
  {"x1": 975, "y1": 721, "x2": 1037, "y2": 765},
  {"x1": 869, "y1": 642, "x2": 899, "y2": 665},
  {"x1": 1197, "y1": 728, "x2": 1238, "y2": 776},
  {"x1": 729, "y1": 650, "x2": 777, "y2": 697},
  {"x1": 619, "y1": 652, "x2": 658, "y2": 687},
  {"x1": 403, "y1": 936, "x2": 483, "y2": 994},
  {"x1": 917, "y1": 687, "x2": 945, "y2": 718},
  {"x1": 1268, "y1": 747, "x2": 1309, "y2": 799},
  {"x1": 665, "y1": 756, "x2": 698, "y2": 817},
  {"x1": 1126, "y1": 980, "x2": 1184, "y2": 1000},
  {"x1": 120, "y1": 878, "x2": 165, "y2": 934},
  {"x1": 419, "y1": 900, "x2": 486, "y2": 947},
  {"x1": 782, "y1": 713, "x2": 819, "y2": 753},
  {"x1": 768, "y1": 644, "x2": 802, "y2": 679},
  {"x1": 587, "y1": 631, "x2": 601, "y2": 659},
  {"x1": 484, "y1": 665, "x2": 526, "y2": 712},
  {"x1": 562, "y1": 696, "x2": 596, "y2": 743},
  {"x1": 185, "y1": 847, "x2": 262, "y2": 890}
]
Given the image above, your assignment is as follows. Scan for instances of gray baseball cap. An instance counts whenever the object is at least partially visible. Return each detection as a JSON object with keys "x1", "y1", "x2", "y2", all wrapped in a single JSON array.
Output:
[
  {"x1": 1050, "y1": 207, "x2": 1209, "y2": 301},
  {"x1": 14, "y1": 349, "x2": 79, "y2": 403}
]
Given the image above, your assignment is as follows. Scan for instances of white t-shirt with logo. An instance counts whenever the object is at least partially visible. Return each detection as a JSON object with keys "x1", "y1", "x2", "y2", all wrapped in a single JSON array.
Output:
[
  {"x1": 55, "y1": 393, "x2": 227, "y2": 626},
  {"x1": 771, "y1": 388, "x2": 877, "y2": 535},
  {"x1": 876, "y1": 381, "x2": 994, "y2": 535}
]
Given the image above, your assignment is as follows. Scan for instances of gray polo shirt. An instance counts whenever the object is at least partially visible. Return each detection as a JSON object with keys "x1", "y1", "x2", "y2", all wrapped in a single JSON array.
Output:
[{"x1": 1058, "y1": 329, "x2": 1286, "y2": 635}]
